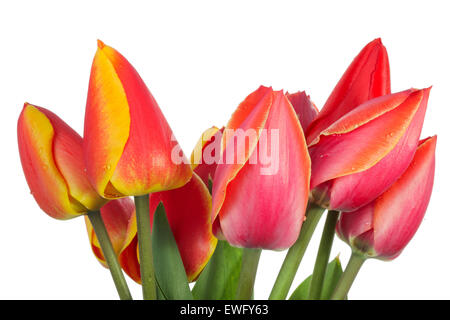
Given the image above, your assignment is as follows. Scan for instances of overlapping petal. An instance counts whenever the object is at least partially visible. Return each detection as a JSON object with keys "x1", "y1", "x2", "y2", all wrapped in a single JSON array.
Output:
[
  {"x1": 190, "y1": 126, "x2": 224, "y2": 187},
  {"x1": 286, "y1": 91, "x2": 318, "y2": 131},
  {"x1": 307, "y1": 38, "x2": 391, "y2": 145},
  {"x1": 84, "y1": 40, "x2": 192, "y2": 198},
  {"x1": 18, "y1": 103, "x2": 106, "y2": 220},
  {"x1": 212, "y1": 87, "x2": 310, "y2": 250},
  {"x1": 310, "y1": 88, "x2": 430, "y2": 211}
]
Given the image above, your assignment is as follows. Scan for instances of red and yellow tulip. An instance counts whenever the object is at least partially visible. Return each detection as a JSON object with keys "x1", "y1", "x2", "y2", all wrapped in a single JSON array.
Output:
[
  {"x1": 83, "y1": 40, "x2": 192, "y2": 199},
  {"x1": 336, "y1": 136, "x2": 436, "y2": 260},
  {"x1": 211, "y1": 86, "x2": 310, "y2": 250},
  {"x1": 18, "y1": 103, "x2": 107, "y2": 219}
]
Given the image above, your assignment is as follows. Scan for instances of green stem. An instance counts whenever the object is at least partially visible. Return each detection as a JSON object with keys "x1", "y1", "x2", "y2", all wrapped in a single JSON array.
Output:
[
  {"x1": 235, "y1": 248, "x2": 262, "y2": 300},
  {"x1": 87, "y1": 210, "x2": 133, "y2": 300},
  {"x1": 308, "y1": 210, "x2": 339, "y2": 299},
  {"x1": 134, "y1": 195, "x2": 157, "y2": 300},
  {"x1": 269, "y1": 203, "x2": 325, "y2": 300},
  {"x1": 331, "y1": 252, "x2": 366, "y2": 300}
]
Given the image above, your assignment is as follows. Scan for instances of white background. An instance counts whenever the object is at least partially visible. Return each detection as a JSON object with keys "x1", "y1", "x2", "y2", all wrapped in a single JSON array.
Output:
[{"x1": 1, "y1": 1, "x2": 449, "y2": 299}]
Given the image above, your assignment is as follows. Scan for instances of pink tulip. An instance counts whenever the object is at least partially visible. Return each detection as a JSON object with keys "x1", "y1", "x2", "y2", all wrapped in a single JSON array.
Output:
[
  {"x1": 336, "y1": 136, "x2": 436, "y2": 260},
  {"x1": 211, "y1": 86, "x2": 310, "y2": 250}
]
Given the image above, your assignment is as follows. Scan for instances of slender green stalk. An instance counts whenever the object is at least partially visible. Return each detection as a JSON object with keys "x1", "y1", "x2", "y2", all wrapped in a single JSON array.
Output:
[
  {"x1": 331, "y1": 252, "x2": 366, "y2": 300},
  {"x1": 269, "y1": 203, "x2": 325, "y2": 300},
  {"x1": 134, "y1": 195, "x2": 157, "y2": 300},
  {"x1": 235, "y1": 248, "x2": 262, "y2": 300},
  {"x1": 87, "y1": 210, "x2": 133, "y2": 300},
  {"x1": 308, "y1": 210, "x2": 339, "y2": 299}
]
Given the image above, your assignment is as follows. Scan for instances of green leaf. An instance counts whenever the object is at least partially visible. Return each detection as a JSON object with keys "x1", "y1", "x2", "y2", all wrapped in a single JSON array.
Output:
[
  {"x1": 152, "y1": 202, "x2": 193, "y2": 300},
  {"x1": 289, "y1": 255, "x2": 343, "y2": 300},
  {"x1": 193, "y1": 240, "x2": 243, "y2": 300}
]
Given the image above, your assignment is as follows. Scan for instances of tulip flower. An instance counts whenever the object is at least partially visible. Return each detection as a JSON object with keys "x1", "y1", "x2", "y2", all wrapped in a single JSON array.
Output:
[
  {"x1": 286, "y1": 91, "x2": 318, "y2": 131},
  {"x1": 211, "y1": 86, "x2": 310, "y2": 299},
  {"x1": 331, "y1": 136, "x2": 436, "y2": 300},
  {"x1": 191, "y1": 126, "x2": 224, "y2": 189},
  {"x1": 85, "y1": 197, "x2": 140, "y2": 283},
  {"x1": 18, "y1": 103, "x2": 107, "y2": 219},
  {"x1": 18, "y1": 103, "x2": 132, "y2": 299},
  {"x1": 212, "y1": 86, "x2": 310, "y2": 250},
  {"x1": 83, "y1": 40, "x2": 192, "y2": 198},
  {"x1": 336, "y1": 136, "x2": 436, "y2": 260},
  {"x1": 306, "y1": 38, "x2": 395, "y2": 212},
  {"x1": 84, "y1": 40, "x2": 193, "y2": 299}
]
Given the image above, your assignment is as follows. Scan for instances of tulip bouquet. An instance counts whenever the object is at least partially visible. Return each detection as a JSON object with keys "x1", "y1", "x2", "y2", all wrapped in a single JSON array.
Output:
[{"x1": 17, "y1": 38, "x2": 436, "y2": 300}]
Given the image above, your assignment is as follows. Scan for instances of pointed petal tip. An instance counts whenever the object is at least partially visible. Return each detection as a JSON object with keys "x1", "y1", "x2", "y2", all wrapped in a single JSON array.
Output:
[{"x1": 97, "y1": 39, "x2": 105, "y2": 49}]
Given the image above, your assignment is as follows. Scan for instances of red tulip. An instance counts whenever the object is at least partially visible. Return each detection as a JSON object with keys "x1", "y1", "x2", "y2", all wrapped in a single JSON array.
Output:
[
  {"x1": 211, "y1": 86, "x2": 310, "y2": 250},
  {"x1": 85, "y1": 198, "x2": 140, "y2": 282},
  {"x1": 306, "y1": 38, "x2": 391, "y2": 144},
  {"x1": 18, "y1": 103, "x2": 107, "y2": 219},
  {"x1": 190, "y1": 126, "x2": 224, "y2": 187},
  {"x1": 336, "y1": 136, "x2": 436, "y2": 260},
  {"x1": 309, "y1": 88, "x2": 430, "y2": 212},
  {"x1": 83, "y1": 40, "x2": 192, "y2": 199},
  {"x1": 286, "y1": 91, "x2": 318, "y2": 131}
]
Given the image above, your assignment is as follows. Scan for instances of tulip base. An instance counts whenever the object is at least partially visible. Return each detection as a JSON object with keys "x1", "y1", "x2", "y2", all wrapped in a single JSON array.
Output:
[
  {"x1": 134, "y1": 195, "x2": 157, "y2": 300},
  {"x1": 331, "y1": 252, "x2": 366, "y2": 300},
  {"x1": 269, "y1": 203, "x2": 325, "y2": 300},
  {"x1": 235, "y1": 248, "x2": 262, "y2": 300},
  {"x1": 87, "y1": 210, "x2": 133, "y2": 300}
]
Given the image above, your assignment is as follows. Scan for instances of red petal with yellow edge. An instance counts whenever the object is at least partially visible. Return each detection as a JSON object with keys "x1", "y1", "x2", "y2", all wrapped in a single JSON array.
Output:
[
  {"x1": 214, "y1": 91, "x2": 310, "y2": 250},
  {"x1": 307, "y1": 38, "x2": 390, "y2": 145},
  {"x1": 286, "y1": 91, "x2": 318, "y2": 131},
  {"x1": 84, "y1": 41, "x2": 192, "y2": 198},
  {"x1": 85, "y1": 198, "x2": 135, "y2": 267},
  {"x1": 327, "y1": 88, "x2": 430, "y2": 211},
  {"x1": 372, "y1": 136, "x2": 436, "y2": 260},
  {"x1": 18, "y1": 104, "x2": 103, "y2": 219},
  {"x1": 191, "y1": 127, "x2": 224, "y2": 186},
  {"x1": 309, "y1": 89, "x2": 426, "y2": 190},
  {"x1": 211, "y1": 86, "x2": 273, "y2": 224},
  {"x1": 149, "y1": 173, "x2": 217, "y2": 282}
]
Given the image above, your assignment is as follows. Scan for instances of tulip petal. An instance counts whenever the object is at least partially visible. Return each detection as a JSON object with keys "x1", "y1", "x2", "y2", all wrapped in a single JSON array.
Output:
[
  {"x1": 149, "y1": 173, "x2": 217, "y2": 281},
  {"x1": 309, "y1": 89, "x2": 426, "y2": 190},
  {"x1": 307, "y1": 38, "x2": 390, "y2": 145},
  {"x1": 84, "y1": 41, "x2": 131, "y2": 198},
  {"x1": 328, "y1": 88, "x2": 430, "y2": 211},
  {"x1": 286, "y1": 91, "x2": 319, "y2": 131},
  {"x1": 372, "y1": 136, "x2": 436, "y2": 259},
  {"x1": 211, "y1": 86, "x2": 273, "y2": 224},
  {"x1": 84, "y1": 41, "x2": 192, "y2": 198},
  {"x1": 215, "y1": 91, "x2": 310, "y2": 250},
  {"x1": 191, "y1": 127, "x2": 223, "y2": 186}
]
